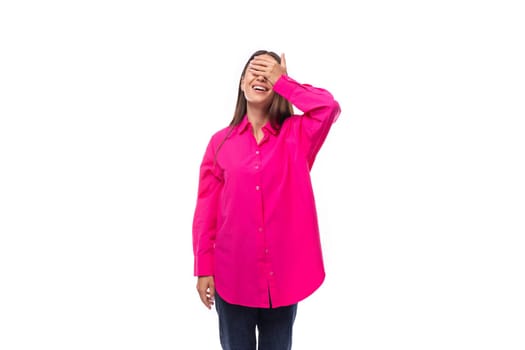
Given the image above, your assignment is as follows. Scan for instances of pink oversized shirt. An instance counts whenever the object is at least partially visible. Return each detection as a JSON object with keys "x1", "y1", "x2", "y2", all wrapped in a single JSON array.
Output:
[{"x1": 192, "y1": 75, "x2": 341, "y2": 308}]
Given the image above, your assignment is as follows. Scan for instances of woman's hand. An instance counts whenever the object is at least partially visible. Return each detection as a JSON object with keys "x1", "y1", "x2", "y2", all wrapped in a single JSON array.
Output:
[
  {"x1": 248, "y1": 53, "x2": 287, "y2": 86},
  {"x1": 196, "y1": 276, "x2": 215, "y2": 309}
]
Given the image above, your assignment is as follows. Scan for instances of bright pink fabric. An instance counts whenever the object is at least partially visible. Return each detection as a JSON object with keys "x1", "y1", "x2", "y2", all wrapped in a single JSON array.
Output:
[{"x1": 192, "y1": 75, "x2": 341, "y2": 308}]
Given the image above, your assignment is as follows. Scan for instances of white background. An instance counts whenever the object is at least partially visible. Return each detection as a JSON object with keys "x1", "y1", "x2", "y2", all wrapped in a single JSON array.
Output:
[{"x1": 1, "y1": 1, "x2": 524, "y2": 349}]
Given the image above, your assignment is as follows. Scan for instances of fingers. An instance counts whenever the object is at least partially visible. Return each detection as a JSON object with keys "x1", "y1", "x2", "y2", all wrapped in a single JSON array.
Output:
[
  {"x1": 196, "y1": 276, "x2": 215, "y2": 310},
  {"x1": 249, "y1": 56, "x2": 280, "y2": 73},
  {"x1": 248, "y1": 58, "x2": 270, "y2": 73},
  {"x1": 248, "y1": 54, "x2": 286, "y2": 86},
  {"x1": 199, "y1": 289, "x2": 214, "y2": 309},
  {"x1": 250, "y1": 53, "x2": 286, "y2": 70},
  {"x1": 208, "y1": 282, "x2": 215, "y2": 303}
]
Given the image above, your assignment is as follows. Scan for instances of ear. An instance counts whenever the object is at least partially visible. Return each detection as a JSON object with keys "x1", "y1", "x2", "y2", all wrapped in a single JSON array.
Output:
[{"x1": 240, "y1": 76, "x2": 245, "y2": 92}]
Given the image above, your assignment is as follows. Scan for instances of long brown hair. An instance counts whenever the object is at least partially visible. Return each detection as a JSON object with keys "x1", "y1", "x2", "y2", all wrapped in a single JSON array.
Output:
[
  {"x1": 229, "y1": 50, "x2": 294, "y2": 129},
  {"x1": 214, "y1": 50, "x2": 294, "y2": 165}
]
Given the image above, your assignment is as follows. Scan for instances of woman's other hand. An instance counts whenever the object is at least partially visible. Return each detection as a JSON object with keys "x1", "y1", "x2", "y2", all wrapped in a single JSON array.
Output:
[{"x1": 196, "y1": 276, "x2": 215, "y2": 309}]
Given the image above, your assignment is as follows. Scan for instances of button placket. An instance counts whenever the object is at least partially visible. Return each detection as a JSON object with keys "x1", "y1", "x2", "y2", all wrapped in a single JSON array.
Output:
[
  {"x1": 255, "y1": 148, "x2": 262, "y2": 191},
  {"x1": 254, "y1": 146, "x2": 269, "y2": 283}
]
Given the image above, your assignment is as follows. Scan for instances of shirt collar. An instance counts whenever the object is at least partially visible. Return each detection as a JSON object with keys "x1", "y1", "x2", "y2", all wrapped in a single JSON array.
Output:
[
  {"x1": 237, "y1": 116, "x2": 251, "y2": 135},
  {"x1": 237, "y1": 115, "x2": 279, "y2": 136}
]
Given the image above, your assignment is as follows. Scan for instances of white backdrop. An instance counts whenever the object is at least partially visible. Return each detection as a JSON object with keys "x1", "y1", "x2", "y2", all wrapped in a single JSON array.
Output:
[{"x1": 1, "y1": 1, "x2": 524, "y2": 349}]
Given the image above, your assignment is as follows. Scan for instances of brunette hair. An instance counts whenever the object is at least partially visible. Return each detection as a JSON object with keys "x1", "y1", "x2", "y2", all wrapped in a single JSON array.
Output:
[{"x1": 230, "y1": 50, "x2": 294, "y2": 129}]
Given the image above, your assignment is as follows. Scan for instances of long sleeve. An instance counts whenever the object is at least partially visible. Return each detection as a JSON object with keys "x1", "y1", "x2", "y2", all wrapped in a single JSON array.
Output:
[
  {"x1": 273, "y1": 75, "x2": 341, "y2": 168},
  {"x1": 192, "y1": 137, "x2": 223, "y2": 276}
]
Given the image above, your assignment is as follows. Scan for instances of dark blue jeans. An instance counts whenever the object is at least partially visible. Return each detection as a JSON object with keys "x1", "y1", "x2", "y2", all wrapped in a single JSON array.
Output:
[{"x1": 215, "y1": 292, "x2": 298, "y2": 350}]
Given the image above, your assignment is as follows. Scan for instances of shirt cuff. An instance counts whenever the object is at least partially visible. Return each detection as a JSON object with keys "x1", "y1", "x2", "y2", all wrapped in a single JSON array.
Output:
[
  {"x1": 194, "y1": 253, "x2": 215, "y2": 276},
  {"x1": 272, "y1": 74, "x2": 298, "y2": 100}
]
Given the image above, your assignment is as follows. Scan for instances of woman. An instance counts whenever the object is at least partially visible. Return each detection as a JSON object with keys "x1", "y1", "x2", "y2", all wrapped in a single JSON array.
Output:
[{"x1": 192, "y1": 49, "x2": 341, "y2": 350}]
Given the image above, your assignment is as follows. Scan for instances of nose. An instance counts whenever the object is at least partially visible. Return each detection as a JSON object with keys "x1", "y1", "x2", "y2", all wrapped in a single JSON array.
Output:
[{"x1": 256, "y1": 75, "x2": 266, "y2": 82}]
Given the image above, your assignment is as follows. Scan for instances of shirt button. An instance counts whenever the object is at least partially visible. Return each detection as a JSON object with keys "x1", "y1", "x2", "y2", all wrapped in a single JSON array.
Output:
[
  {"x1": 255, "y1": 150, "x2": 260, "y2": 155},
  {"x1": 255, "y1": 185, "x2": 260, "y2": 191},
  {"x1": 269, "y1": 271, "x2": 274, "y2": 276},
  {"x1": 258, "y1": 227, "x2": 263, "y2": 232},
  {"x1": 265, "y1": 248, "x2": 269, "y2": 254},
  {"x1": 254, "y1": 164, "x2": 259, "y2": 170}
]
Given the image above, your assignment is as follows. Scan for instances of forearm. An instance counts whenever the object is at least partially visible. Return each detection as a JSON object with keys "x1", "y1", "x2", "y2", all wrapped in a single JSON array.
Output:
[{"x1": 272, "y1": 75, "x2": 340, "y2": 121}]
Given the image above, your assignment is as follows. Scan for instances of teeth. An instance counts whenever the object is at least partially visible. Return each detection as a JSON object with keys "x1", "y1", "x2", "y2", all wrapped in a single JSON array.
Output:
[{"x1": 253, "y1": 85, "x2": 266, "y2": 91}]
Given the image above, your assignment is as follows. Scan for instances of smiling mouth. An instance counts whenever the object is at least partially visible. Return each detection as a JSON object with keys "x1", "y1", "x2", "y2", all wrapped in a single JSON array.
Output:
[{"x1": 252, "y1": 85, "x2": 268, "y2": 92}]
